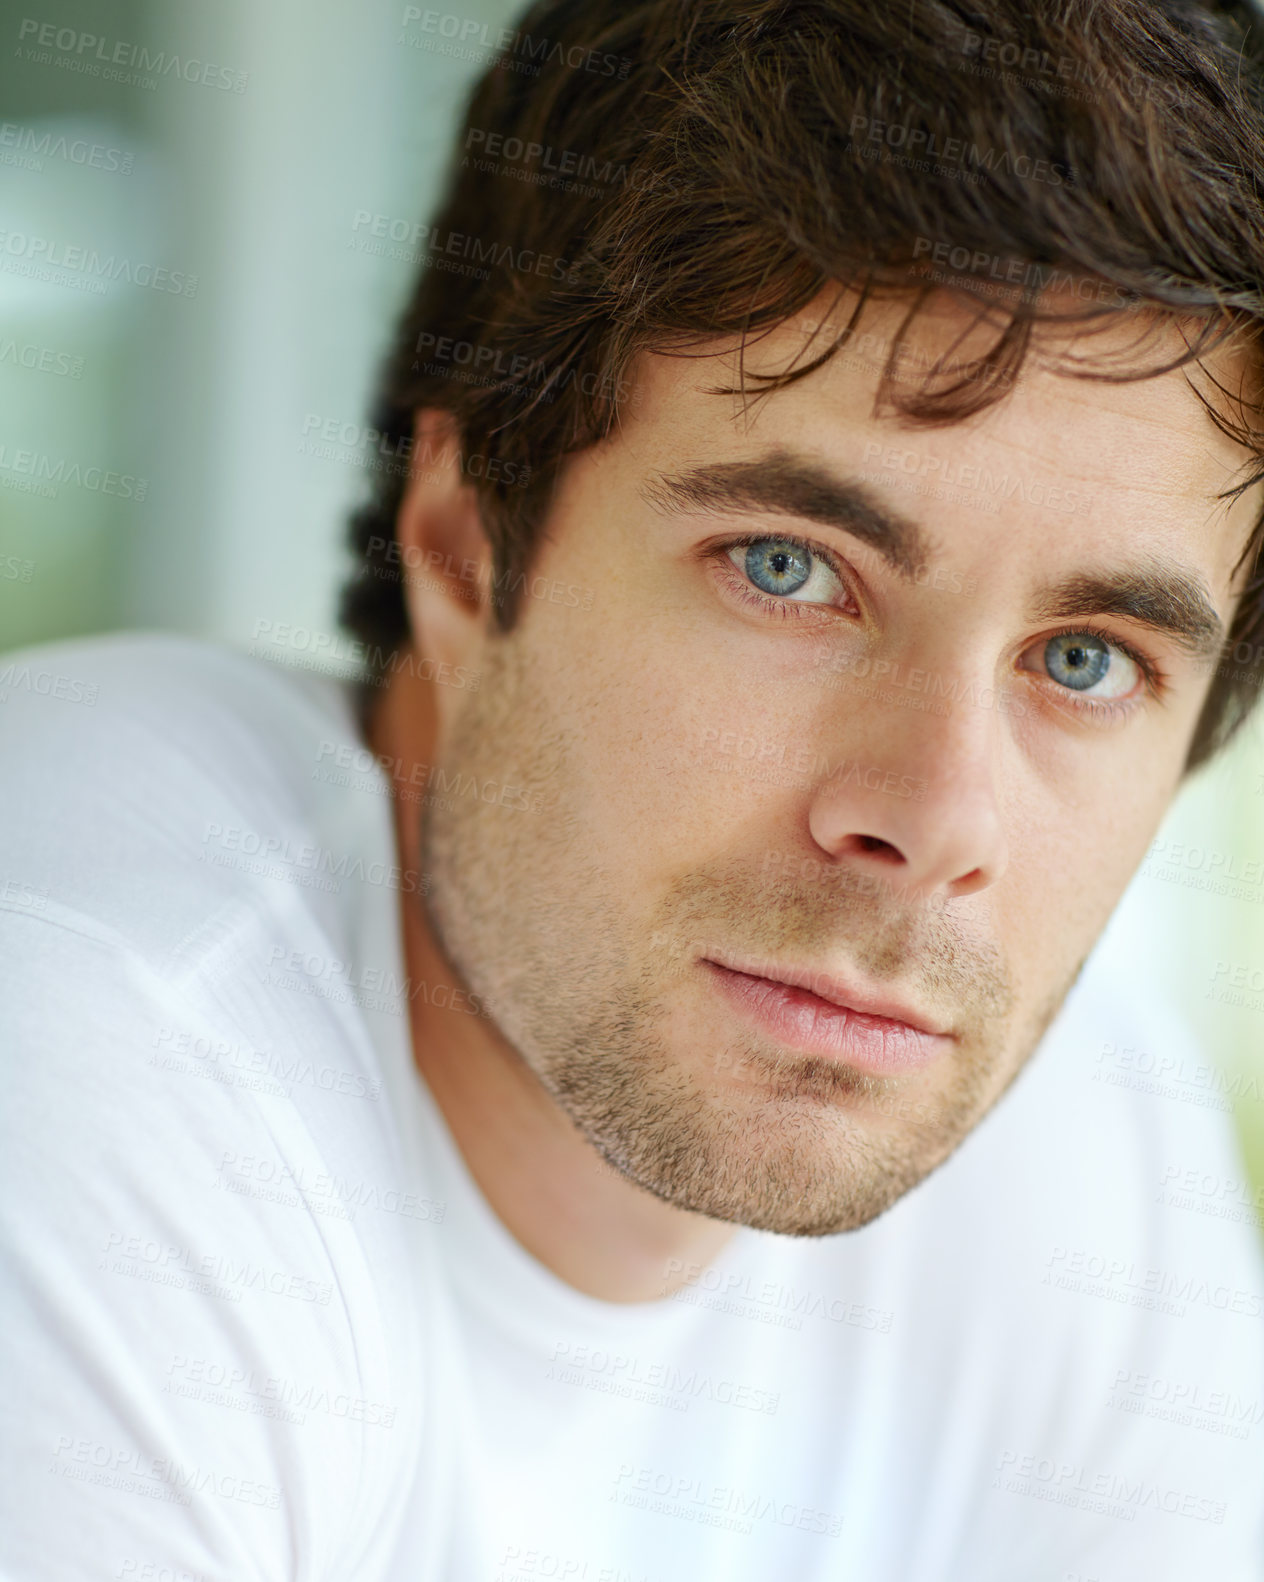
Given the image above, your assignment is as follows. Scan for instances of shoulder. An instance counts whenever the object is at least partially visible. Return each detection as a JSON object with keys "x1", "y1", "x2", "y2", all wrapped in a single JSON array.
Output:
[
  {"x1": 887, "y1": 955, "x2": 1264, "y2": 1362},
  {"x1": 0, "y1": 630, "x2": 417, "y2": 1224},
  {"x1": 859, "y1": 960, "x2": 1264, "y2": 1568},
  {"x1": 968, "y1": 943, "x2": 1264, "y2": 1306},
  {"x1": 0, "y1": 628, "x2": 346, "y2": 759},
  {"x1": 0, "y1": 635, "x2": 429, "y2": 1577},
  {"x1": 0, "y1": 908, "x2": 423, "y2": 1577},
  {"x1": 0, "y1": 630, "x2": 366, "y2": 967}
]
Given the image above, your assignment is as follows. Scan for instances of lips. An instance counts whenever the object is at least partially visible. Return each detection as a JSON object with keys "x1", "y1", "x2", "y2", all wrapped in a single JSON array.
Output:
[
  {"x1": 701, "y1": 954, "x2": 955, "y2": 1075},
  {"x1": 703, "y1": 953, "x2": 951, "y2": 1038}
]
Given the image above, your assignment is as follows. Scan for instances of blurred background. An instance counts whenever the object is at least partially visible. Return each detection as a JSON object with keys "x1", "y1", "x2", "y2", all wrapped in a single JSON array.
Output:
[{"x1": 2, "y1": 0, "x2": 1263, "y2": 1213}]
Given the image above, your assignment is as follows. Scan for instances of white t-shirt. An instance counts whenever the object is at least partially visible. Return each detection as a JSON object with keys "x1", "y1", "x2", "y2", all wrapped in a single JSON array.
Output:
[{"x1": 1, "y1": 632, "x2": 1262, "y2": 1582}]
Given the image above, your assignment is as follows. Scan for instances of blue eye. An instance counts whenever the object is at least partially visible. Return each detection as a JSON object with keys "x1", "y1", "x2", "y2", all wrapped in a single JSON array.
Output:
[
  {"x1": 1021, "y1": 629, "x2": 1144, "y2": 703},
  {"x1": 1044, "y1": 633, "x2": 1110, "y2": 691},
  {"x1": 745, "y1": 539, "x2": 813, "y2": 595},
  {"x1": 718, "y1": 533, "x2": 852, "y2": 617}
]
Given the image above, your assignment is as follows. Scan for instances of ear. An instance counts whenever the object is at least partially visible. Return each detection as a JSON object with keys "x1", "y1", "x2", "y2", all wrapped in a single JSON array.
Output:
[{"x1": 395, "y1": 408, "x2": 495, "y2": 673}]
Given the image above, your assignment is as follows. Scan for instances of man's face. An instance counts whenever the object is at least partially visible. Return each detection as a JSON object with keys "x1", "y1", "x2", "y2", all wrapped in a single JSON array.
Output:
[{"x1": 415, "y1": 289, "x2": 1258, "y2": 1236}]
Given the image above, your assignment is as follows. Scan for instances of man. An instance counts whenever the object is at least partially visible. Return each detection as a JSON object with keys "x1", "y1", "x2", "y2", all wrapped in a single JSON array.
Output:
[{"x1": 4, "y1": 0, "x2": 1264, "y2": 1576}]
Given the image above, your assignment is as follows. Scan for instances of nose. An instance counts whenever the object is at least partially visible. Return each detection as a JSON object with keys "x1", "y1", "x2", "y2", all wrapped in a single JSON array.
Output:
[{"x1": 805, "y1": 696, "x2": 1009, "y2": 901}]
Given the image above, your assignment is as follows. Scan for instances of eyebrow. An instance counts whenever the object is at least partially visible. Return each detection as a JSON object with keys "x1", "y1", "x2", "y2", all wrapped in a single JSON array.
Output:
[
  {"x1": 638, "y1": 449, "x2": 932, "y2": 578},
  {"x1": 1031, "y1": 571, "x2": 1224, "y2": 661},
  {"x1": 640, "y1": 447, "x2": 1226, "y2": 662}
]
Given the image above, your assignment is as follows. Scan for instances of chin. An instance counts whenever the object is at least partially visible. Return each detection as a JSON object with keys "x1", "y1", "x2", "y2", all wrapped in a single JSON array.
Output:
[{"x1": 599, "y1": 1094, "x2": 965, "y2": 1239}]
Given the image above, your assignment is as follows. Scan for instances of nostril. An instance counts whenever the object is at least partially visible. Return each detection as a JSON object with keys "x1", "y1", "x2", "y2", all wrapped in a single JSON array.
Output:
[{"x1": 855, "y1": 834, "x2": 902, "y2": 860}]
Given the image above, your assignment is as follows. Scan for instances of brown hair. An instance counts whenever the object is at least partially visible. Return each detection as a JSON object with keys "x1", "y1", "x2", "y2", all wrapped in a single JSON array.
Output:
[{"x1": 340, "y1": 0, "x2": 1264, "y2": 768}]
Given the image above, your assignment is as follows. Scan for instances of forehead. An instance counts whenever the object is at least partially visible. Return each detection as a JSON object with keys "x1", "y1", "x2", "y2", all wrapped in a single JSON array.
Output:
[{"x1": 622, "y1": 284, "x2": 1263, "y2": 597}]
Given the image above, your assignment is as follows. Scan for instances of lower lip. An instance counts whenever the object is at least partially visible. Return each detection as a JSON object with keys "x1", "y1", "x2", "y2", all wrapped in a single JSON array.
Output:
[{"x1": 703, "y1": 961, "x2": 953, "y2": 1075}]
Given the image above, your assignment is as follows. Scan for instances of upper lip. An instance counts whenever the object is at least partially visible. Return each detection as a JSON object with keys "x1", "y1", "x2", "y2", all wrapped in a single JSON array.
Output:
[{"x1": 704, "y1": 953, "x2": 953, "y2": 1038}]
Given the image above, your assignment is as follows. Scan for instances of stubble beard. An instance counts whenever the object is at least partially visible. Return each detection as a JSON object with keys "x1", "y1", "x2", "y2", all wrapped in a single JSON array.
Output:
[{"x1": 416, "y1": 639, "x2": 1070, "y2": 1238}]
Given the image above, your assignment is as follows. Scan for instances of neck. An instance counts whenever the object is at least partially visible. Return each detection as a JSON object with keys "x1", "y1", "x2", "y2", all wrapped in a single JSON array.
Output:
[{"x1": 367, "y1": 653, "x2": 736, "y2": 1303}]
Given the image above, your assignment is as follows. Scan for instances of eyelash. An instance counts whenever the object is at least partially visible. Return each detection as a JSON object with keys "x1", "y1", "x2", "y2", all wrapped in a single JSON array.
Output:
[
  {"x1": 711, "y1": 532, "x2": 1170, "y2": 717},
  {"x1": 1037, "y1": 624, "x2": 1166, "y2": 721},
  {"x1": 711, "y1": 531, "x2": 856, "y2": 621}
]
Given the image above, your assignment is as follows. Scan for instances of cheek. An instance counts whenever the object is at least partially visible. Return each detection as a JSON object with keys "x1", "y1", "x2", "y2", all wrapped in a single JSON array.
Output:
[
  {"x1": 541, "y1": 606, "x2": 826, "y2": 886},
  {"x1": 1001, "y1": 766, "x2": 1172, "y2": 972}
]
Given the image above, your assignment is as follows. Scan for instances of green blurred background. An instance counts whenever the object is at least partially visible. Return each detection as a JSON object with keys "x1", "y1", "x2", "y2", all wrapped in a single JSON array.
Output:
[{"x1": 3, "y1": 0, "x2": 1263, "y2": 1220}]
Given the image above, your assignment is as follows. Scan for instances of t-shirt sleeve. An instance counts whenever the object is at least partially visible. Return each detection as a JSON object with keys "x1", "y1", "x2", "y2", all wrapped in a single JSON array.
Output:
[{"x1": 0, "y1": 906, "x2": 399, "y2": 1582}]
